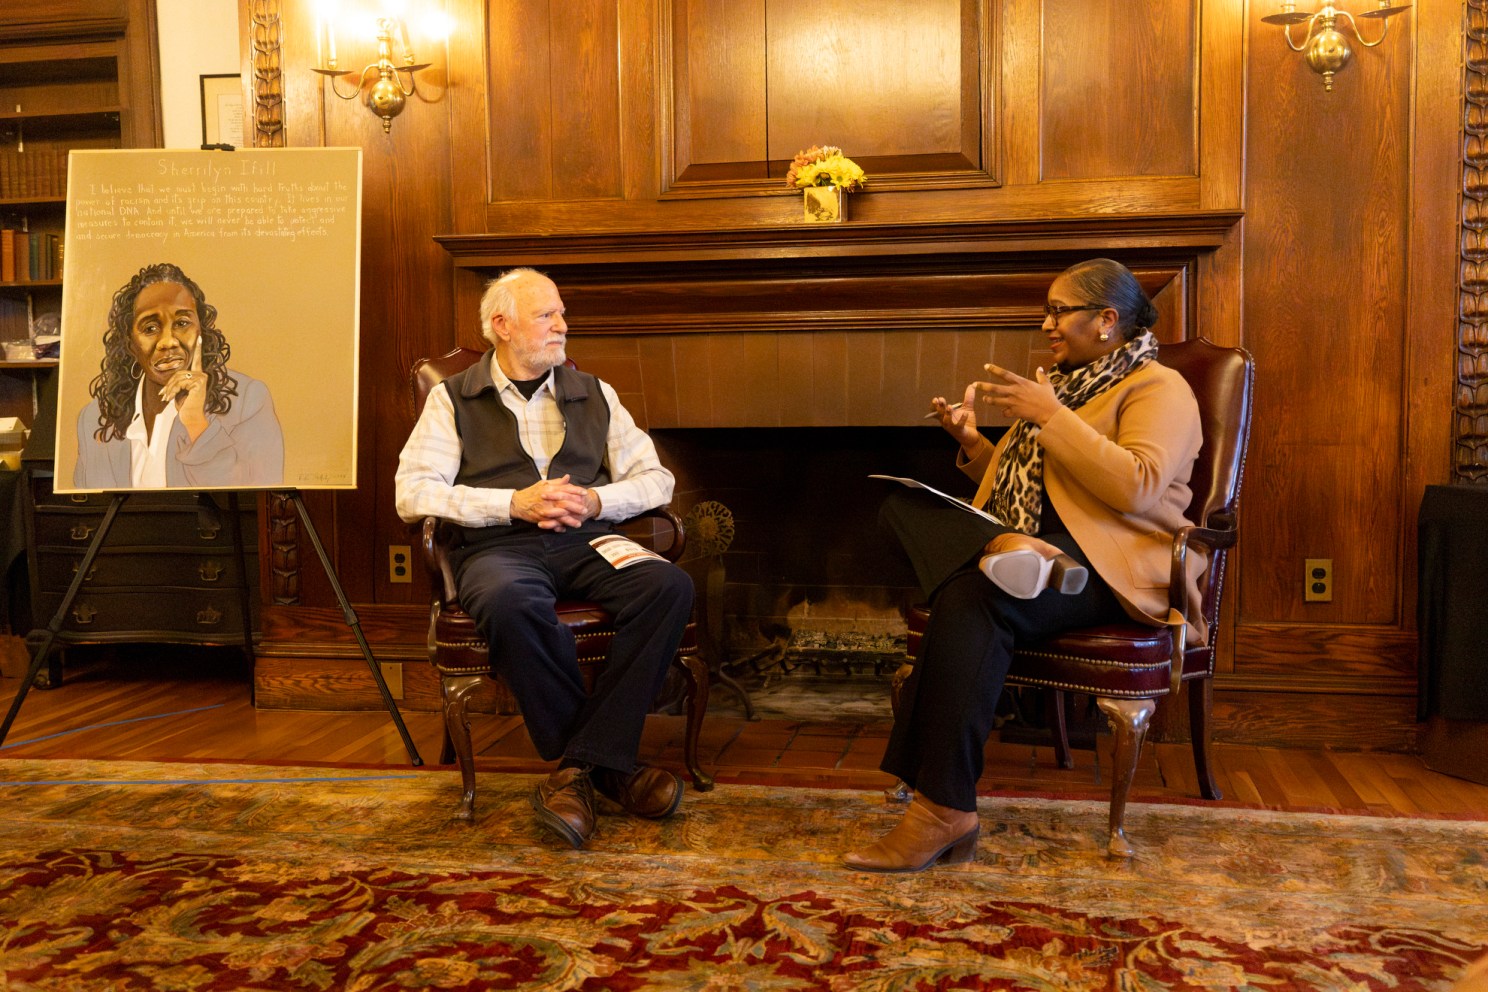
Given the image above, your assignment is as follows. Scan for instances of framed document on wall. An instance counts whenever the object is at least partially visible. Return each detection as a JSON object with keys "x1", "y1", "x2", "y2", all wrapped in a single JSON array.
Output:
[
  {"x1": 55, "y1": 148, "x2": 363, "y2": 493},
  {"x1": 199, "y1": 74, "x2": 245, "y2": 147}
]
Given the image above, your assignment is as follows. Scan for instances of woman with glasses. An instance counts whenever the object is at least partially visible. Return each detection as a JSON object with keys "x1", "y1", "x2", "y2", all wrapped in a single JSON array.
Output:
[{"x1": 845, "y1": 257, "x2": 1205, "y2": 873}]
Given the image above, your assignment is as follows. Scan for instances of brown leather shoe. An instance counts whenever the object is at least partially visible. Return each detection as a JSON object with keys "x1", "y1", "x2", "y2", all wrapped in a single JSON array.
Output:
[
  {"x1": 842, "y1": 794, "x2": 979, "y2": 873},
  {"x1": 593, "y1": 764, "x2": 684, "y2": 819},
  {"x1": 531, "y1": 766, "x2": 597, "y2": 849}
]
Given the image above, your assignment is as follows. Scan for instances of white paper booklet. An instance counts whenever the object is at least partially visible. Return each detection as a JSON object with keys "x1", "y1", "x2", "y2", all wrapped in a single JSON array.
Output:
[
  {"x1": 868, "y1": 474, "x2": 1004, "y2": 525},
  {"x1": 589, "y1": 534, "x2": 667, "y2": 569}
]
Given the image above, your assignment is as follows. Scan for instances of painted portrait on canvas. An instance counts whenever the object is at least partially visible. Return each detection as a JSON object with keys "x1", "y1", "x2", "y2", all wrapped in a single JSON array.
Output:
[
  {"x1": 73, "y1": 262, "x2": 285, "y2": 489},
  {"x1": 55, "y1": 147, "x2": 362, "y2": 492}
]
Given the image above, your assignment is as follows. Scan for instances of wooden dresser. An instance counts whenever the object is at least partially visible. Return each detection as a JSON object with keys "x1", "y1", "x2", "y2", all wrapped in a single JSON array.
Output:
[{"x1": 22, "y1": 468, "x2": 259, "y2": 663}]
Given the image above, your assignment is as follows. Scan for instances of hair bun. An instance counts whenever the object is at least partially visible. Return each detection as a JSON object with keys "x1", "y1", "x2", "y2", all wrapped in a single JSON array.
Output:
[{"x1": 1137, "y1": 301, "x2": 1159, "y2": 330}]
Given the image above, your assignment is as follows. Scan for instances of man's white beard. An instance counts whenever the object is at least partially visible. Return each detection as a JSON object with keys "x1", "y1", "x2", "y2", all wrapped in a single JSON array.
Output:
[{"x1": 513, "y1": 339, "x2": 566, "y2": 375}]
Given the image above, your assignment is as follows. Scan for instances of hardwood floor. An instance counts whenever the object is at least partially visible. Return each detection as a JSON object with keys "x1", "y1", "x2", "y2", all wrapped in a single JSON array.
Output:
[{"x1": 3, "y1": 646, "x2": 1488, "y2": 819}]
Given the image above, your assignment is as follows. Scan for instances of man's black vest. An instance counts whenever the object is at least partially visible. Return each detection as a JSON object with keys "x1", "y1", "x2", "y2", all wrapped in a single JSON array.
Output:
[{"x1": 444, "y1": 355, "x2": 612, "y2": 547}]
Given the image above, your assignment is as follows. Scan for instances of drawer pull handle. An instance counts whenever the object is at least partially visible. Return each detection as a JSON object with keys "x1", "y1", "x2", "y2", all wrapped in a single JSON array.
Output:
[
  {"x1": 70, "y1": 604, "x2": 98, "y2": 625},
  {"x1": 198, "y1": 525, "x2": 221, "y2": 540},
  {"x1": 70, "y1": 494, "x2": 90, "y2": 504},
  {"x1": 70, "y1": 562, "x2": 98, "y2": 582},
  {"x1": 196, "y1": 606, "x2": 223, "y2": 626},
  {"x1": 70, "y1": 524, "x2": 95, "y2": 541},
  {"x1": 199, "y1": 561, "x2": 224, "y2": 582}
]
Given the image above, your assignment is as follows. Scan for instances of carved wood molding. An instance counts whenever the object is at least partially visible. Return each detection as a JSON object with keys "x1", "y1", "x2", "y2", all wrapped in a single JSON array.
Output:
[
  {"x1": 249, "y1": 0, "x2": 284, "y2": 148},
  {"x1": 0, "y1": 18, "x2": 128, "y2": 43},
  {"x1": 268, "y1": 492, "x2": 300, "y2": 605},
  {"x1": 247, "y1": 1, "x2": 289, "y2": 593},
  {"x1": 247, "y1": 4, "x2": 294, "y2": 597},
  {"x1": 1462, "y1": 1, "x2": 1488, "y2": 483}
]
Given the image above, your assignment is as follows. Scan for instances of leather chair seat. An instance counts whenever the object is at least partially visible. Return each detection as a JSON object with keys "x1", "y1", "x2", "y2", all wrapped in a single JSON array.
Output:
[
  {"x1": 907, "y1": 605, "x2": 1211, "y2": 696},
  {"x1": 431, "y1": 601, "x2": 700, "y2": 688}
]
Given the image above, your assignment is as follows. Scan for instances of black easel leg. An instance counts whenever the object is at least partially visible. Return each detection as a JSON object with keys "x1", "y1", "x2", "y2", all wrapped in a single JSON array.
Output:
[
  {"x1": 289, "y1": 493, "x2": 422, "y2": 766},
  {"x1": 0, "y1": 494, "x2": 127, "y2": 748}
]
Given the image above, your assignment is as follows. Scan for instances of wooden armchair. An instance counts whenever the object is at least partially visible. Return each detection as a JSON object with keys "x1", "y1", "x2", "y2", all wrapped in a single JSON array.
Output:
[
  {"x1": 896, "y1": 337, "x2": 1255, "y2": 856},
  {"x1": 410, "y1": 347, "x2": 714, "y2": 820}
]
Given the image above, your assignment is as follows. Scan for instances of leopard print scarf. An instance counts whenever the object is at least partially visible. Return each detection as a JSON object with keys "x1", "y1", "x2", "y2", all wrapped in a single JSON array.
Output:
[{"x1": 980, "y1": 330, "x2": 1160, "y2": 534}]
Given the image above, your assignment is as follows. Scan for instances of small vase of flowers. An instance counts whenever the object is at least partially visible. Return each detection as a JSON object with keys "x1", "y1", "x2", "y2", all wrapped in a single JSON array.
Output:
[{"x1": 787, "y1": 145, "x2": 866, "y2": 223}]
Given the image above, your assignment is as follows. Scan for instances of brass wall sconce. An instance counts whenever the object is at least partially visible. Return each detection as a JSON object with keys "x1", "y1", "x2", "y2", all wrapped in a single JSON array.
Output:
[
  {"x1": 1262, "y1": 2, "x2": 1411, "y2": 93},
  {"x1": 311, "y1": 7, "x2": 431, "y2": 133}
]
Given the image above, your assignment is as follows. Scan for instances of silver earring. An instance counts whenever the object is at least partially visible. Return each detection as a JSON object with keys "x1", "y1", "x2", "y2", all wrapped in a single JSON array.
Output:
[{"x1": 129, "y1": 360, "x2": 143, "y2": 378}]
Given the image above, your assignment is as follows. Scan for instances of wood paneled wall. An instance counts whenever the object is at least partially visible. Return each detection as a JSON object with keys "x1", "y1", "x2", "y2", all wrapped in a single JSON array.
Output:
[
  {"x1": 0, "y1": 0, "x2": 161, "y2": 150},
  {"x1": 242, "y1": 0, "x2": 1467, "y2": 750},
  {"x1": 1040, "y1": 0, "x2": 1196, "y2": 181}
]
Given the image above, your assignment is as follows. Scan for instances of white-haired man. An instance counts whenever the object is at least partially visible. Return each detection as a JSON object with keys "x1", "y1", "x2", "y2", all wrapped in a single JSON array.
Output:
[{"x1": 395, "y1": 268, "x2": 692, "y2": 849}]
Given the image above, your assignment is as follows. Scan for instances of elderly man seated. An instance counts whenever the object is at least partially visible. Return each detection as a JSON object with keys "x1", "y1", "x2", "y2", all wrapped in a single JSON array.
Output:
[{"x1": 394, "y1": 267, "x2": 693, "y2": 850}]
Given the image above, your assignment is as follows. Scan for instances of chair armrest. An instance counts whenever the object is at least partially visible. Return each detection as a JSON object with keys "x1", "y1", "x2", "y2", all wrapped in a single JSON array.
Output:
[
  {"x1": 1167, "y1": 512, "x2": 1238, "y2": 611},
  {"x1": 1164, "y1": 511, "x2": 1239, "y2": 696},
  {"x1": 420, "y1": 516, "x2": 463, "y2": 612},
  {"x1": 620, "y1": 506, "x2": 688, "y2": 563}
]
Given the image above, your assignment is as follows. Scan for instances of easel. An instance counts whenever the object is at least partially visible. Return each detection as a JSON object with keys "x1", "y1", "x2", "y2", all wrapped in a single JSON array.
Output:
[{"x1": 0, "y1": 488, "x2": 423, "y2": 765}]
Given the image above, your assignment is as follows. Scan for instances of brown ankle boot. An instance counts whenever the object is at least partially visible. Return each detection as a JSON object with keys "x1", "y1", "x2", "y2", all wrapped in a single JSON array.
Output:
[{"x1": 842, "y1": 795, "x2": 979, "y2": 873}]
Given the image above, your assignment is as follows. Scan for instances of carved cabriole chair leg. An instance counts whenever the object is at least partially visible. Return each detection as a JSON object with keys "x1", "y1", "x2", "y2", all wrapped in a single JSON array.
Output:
[
  {"x1": 442, "y1": 673, "x2": 485, "y2": 822},
  {"x1": 1050, "y1": 690, "x2": 1074, "y2": 769},
  {"x1": 1188, "y1": 677, "x2": 1222, "y2": 801},
  {"x1": 1095, "y1": 696, "x2": 1156, "y2": 858},
  {"x1": 430, "y1": 602, "x2": 455, "y2": 766},
  {"x1": 678, "y1": 651, "x2": 716, "y2": 791}
]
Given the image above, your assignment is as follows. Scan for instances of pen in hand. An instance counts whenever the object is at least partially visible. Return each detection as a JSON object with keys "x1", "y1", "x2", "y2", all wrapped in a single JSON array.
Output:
[{"x1": 923, "y1": 402, "x2": 965, "y2": 420}]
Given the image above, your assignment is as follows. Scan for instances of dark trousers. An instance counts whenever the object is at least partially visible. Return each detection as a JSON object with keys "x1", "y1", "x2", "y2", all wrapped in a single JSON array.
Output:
[
  {"x1": 455, "y1": 528, "x2": 694, "y2": 772},
  {"x1": 878, "y1": 488, "x2": 1126, "y2": 811}
]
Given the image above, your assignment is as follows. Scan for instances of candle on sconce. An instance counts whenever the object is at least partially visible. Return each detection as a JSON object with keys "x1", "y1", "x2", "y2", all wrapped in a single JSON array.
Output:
[
  {"x1": 395, "y1": 17, "x2": 412, "y2": 63},
  {"x1": 327, "y1": 21, "x2": 337, "y2": 68}
]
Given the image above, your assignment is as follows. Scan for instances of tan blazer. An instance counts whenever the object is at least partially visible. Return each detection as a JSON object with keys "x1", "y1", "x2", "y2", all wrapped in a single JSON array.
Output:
[{"x1": 960, "y1": 360, "x2": 1208, "y2": 644}]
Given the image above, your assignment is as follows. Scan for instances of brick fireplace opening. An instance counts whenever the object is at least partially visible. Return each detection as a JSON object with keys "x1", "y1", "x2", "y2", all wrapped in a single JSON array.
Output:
[{"x1": 653, "y1": 425, "x2": 990, "y2": 667}]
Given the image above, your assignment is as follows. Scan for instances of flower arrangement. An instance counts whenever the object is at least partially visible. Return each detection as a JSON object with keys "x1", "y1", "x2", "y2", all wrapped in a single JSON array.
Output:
[{"x1": 786, "y1": 145, "x2": 866, "y2": 191}]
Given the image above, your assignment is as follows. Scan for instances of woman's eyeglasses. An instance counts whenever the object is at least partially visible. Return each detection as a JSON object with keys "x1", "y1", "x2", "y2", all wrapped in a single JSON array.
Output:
[{"x1": 1043, "y1": 303, "x2": 1105, "y2": 320}]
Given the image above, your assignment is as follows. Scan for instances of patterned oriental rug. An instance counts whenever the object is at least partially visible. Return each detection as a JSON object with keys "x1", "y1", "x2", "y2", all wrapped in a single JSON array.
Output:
[{"x1": 1, "y1": 759, "x2": 1485, "y2": 991}]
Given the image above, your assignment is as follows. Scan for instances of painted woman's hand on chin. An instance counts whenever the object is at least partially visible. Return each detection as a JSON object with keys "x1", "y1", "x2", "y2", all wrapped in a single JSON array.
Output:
[{"x1": 159, "y1": 342, "x2": 209, "y2": 442}]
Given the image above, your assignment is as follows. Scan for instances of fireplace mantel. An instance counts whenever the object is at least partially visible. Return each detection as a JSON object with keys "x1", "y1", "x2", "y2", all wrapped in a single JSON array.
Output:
[
  {"x1": 434, "y1": 211, "x2": 1242, "y2": 338},
  {"x1": 435, "y1": 211, "x2": 1243, "y2": 270}
]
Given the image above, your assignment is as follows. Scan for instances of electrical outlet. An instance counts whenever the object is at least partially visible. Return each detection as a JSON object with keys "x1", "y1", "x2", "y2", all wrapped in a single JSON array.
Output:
[
  {"x1": 1304, "y1": 558, "x2": 1332, "y2": 602},
  {"x1": 389, "y1": 545, "x2": 412, "y2": 584}
]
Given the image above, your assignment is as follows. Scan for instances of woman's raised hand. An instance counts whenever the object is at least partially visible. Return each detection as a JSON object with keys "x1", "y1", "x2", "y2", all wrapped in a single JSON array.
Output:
[
  {"x1": 927, "y1": 393, "x2": 981, "y2": 448},
  {"x1": 975, "y1": 363, "x2": 1062, "y2": 427}
]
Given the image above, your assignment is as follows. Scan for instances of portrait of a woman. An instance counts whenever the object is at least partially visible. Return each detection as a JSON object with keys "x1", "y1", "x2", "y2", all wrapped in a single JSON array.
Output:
[{"x1": 73, "y1": 262, "x2": 284, "y2": 490}]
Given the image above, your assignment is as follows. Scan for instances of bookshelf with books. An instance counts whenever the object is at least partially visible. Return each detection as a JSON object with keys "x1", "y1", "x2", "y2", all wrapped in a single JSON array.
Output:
[
  {"x1": 0, "y1": 2, "x2": 163, "y2": 665},
  {"x1": 0, "y1": 7, "x2": 160, "y2": 434},
  {"x1": 0, "y1": 50, "x2": 115, "y2": 351}
]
